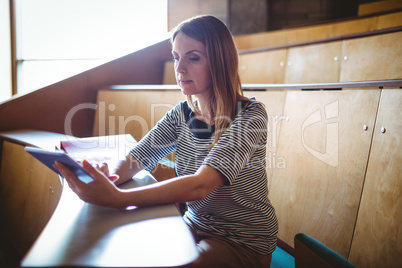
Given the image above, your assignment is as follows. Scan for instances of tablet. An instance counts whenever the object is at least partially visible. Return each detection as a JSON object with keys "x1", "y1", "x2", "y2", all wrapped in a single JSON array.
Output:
[{"x1": 25, "y1": 146, "x2": 94, "y2": 184}]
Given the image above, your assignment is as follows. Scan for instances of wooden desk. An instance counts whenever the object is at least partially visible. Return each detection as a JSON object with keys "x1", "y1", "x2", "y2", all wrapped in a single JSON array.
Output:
[
  {"x1": 21, "y1": 171, "x2": 199, "y2": 267},
  {"x1": 0, "y1": 130, "x2": 198, "y2": 267}
]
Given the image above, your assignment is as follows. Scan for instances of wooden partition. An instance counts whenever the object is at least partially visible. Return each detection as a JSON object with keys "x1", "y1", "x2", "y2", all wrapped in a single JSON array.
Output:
[
  {"x1": 284, "y1": 41, "x2": 342, "y2": 83},
  {"x1": 0, "y1": 139, "x2": 62, "y2": 256},
  {"x1": 238, "y1": 49, "x2": 287, "y2": 84},
  {"x1": 339, "y1": 31, "x2": 402, "y2": 81},
  {"x1": 163, "y1": 30, "x2": 402, "y2": 85},
  {"x1": 163, "y1": 61, "x2": 176, "y2": 85},
  {"x1": 91, "y1": 82, "x2": 401, "y2": 267},
  {"x1": 233, "y1": 11, "x2": 402, "y2": 51},
  {"x1": 269, "y1": 89, "x2": 381, "y2": 257},
  {"x1": 243, "y1": 90, "x2": 287, "y2": 187},
  {"x1": 348, "y1": 89, "x2": 402, "y2": 267},
  {"x1": 0, "y1": 81, "x2": 401, "y2": 267},
  {"x1": 93, "y1": 88, "x2": 184, "y2": 142},
  {"x1": 358, "y1": 0, "x2": 402, "y2": 16},
  {"x1": 240, "y1": 31, "x2": 401, "y2": 84}
]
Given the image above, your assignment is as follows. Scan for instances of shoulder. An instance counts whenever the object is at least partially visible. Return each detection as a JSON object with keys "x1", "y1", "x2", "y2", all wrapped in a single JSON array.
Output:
[
  {"x1": 231, "y1": 99, "x2": 268, "y2": 130},
  {"x1": 164, "y1": 100, "x2": 188, "y2": 118},
  {"x1": 241, "y1": 99, "x2": 267, "y2": 119}
]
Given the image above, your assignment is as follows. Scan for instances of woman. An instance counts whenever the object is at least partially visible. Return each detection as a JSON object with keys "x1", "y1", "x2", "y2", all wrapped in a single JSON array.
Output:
[{"x1": 55, "y1": 15, "x2": 278, "y2": 267}]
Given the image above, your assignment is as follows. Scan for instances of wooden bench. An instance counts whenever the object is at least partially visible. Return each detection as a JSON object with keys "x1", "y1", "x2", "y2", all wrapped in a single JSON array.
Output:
[
  {"x1": 163, "y1": 30, "x2": 402, "y2": 85},
  {"x1": 233, "y1": 10, "x2": 402, "y2": 51},
  {"x1": 358, "y1": 0, "x2": 402, "y2": 16},
  {"x1": 164, "y1": 8, "x2": 402, "y2": 85}
]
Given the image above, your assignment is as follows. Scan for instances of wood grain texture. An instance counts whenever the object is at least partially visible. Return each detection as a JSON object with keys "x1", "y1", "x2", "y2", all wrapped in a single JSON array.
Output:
[
  {"x1": 163, "y1": 61, "x2": 176, "y2": 85},
  {"x1": 358, "y1": 0, "x2": 402, "y2": 16},
  {"x1": 284, "y1": 41, "x2": 342, "y2": 84},
  {"x1": 243, "y1": 91, "x2": 287, "y2": 188},
  {"x1": 234, "y1": 11, "x2": 402, "y2": 51},
  {"x1": 93, "y1": 90, "x2": 184, "y2": 141},
  {"x1": 349, "y1": 89, "x2": 402, "y2": 268},
  {"x1": 269, "y1": 89, "x2": 381, "y2": 257},
  {"x1": 376, "y1": 11, "x2": 402, "y2": 29},
  {"x1": 0, "y1": 141, "x2": 62, "y2": 255},
  {"x1": 239, "y1": 49, "x2": 287, "y2": 83},
  {"x1": 339, "y1": 31, "x2": 402, "y2": 82}
]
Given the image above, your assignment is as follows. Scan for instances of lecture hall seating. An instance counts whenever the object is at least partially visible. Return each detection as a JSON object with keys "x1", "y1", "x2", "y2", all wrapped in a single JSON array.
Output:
[
  {"x1": 162, "y1": 10, "x2": 402, "y2": 85},
  {"x1": 88, "y1": 80, "x2": 402, "y2": 267}
]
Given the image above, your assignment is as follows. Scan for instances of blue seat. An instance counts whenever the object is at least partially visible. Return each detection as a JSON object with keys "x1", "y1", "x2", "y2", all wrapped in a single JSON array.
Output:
[{"x1": 271, "y1": 238, "x2": 295, "y2": 268}]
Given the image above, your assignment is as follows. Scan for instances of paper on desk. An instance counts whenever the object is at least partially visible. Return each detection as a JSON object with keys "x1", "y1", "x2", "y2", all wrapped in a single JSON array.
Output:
[{"x1": 60, "y1": 134, "x2": 137, "y2": 164}]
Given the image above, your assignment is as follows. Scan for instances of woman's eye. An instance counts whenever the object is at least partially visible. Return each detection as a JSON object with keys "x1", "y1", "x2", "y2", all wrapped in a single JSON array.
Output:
[
  {"x1": 189, "y1": 57, "x2": 199, "y2": 61},
  {"x1": 172, "y1": 57, "x2": 179, "y2": 62}
]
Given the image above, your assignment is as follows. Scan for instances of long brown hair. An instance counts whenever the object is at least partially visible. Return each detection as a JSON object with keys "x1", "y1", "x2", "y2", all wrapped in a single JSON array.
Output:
[{"x1": 171, "y1": 15, "x2": 249, "y2": 146}]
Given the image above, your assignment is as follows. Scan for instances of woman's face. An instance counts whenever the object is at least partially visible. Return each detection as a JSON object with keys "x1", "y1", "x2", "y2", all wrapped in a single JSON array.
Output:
[{"x1": 172, "y1": 32, "x2": 212, "y2": 100}]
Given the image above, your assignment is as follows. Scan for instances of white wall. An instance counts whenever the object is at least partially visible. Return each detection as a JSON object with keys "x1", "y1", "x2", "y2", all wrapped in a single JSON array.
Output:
[{"x1": 0, "y1": 0, "x2": 12, "y2": 102}]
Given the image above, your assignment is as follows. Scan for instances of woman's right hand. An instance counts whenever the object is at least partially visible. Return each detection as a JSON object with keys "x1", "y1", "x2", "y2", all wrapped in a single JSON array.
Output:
[{"x1": 54, "y1": 160, "x2": 124, "y2": 208}]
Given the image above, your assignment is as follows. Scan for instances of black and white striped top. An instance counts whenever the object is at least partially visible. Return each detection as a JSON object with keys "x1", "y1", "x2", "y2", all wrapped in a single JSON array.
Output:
[{"x1": 130, "y1": 99, "x2": 278, "y2": 255}]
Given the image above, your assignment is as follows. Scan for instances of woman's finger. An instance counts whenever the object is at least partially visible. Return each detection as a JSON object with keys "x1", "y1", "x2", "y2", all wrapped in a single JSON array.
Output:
[
  {"x1": 82, "y1": 160, "x2": 101, "y2": 178},
  {"x1": 82, "y1": 160, "x2": 114, "y2": 183}
]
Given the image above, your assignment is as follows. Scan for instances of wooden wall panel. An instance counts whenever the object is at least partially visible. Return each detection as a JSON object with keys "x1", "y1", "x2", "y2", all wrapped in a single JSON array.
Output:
[
  {"x1": 236, "y1": 29, "x2": 289, "y2": 50},
  {"x1": 349, "y1": 89, "x2": 402, "y2": 268},
  {"x1": 329, "y1": 16, "x2": 377, "y2": 36},
  {"x1": 243, "y1": 91, "x2": 287, "y2": 188},
  {"x1": 269, "y1": 89, "x2": 381, "y2": 257},
  {"x1": 239, "y1": 49, "x2": 287, "y2": 83},
  {"x1": 358, "y1": 0, "x2": 402, "y2": 16},
  {"x1": 167, "y1": 0, "x2": 228, "y2": 31},
  {"x1": 234, "y1": 11, "x2": 402, "y2": 51},
  {"x1": 285, "y1": 17, "x2": 375, "y2": 44},
  {"x1": 163, "y1": 61, "x2": 176, "y2": 84},
  {"x1": 93, "y1": 90, "x2": 184, "y2": 142},
  {"x1": 375, "y1": 11, "x2": 402, "y2": 29},
  {"x1": 339, "y1": 31, "x2": 402, "y2": 82},
  {"x1": 0, "y1": 141, "x2": 62, "y2": 255},
  {"x1": 284, "y1": 41, "x2": 342, "y2": 83}
]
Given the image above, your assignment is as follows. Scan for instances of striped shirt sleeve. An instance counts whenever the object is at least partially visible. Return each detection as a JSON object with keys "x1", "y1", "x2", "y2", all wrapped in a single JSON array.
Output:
[
  {"x1": 129, "y1": 102, "x2": 182, "y2": 171},
  {"x1": 202, "y1": 101, "x2": 268, "y2": 184}
]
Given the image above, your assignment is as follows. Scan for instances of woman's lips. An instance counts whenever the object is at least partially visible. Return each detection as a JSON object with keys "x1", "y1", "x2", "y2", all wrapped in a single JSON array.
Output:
[{"x1": 179, "y1": 79, "x2": 192, "y2": 86}]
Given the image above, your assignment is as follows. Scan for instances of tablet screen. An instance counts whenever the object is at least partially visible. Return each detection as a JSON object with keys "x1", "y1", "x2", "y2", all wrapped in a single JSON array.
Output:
[{"x1": 25, "y1": 146, "x2": 94, "y2": 184}]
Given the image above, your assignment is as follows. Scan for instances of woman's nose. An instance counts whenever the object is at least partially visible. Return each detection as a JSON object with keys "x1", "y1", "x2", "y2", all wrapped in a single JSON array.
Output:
[{"x1": 175, "y1": 59, "x2": 186, "y2": 73}]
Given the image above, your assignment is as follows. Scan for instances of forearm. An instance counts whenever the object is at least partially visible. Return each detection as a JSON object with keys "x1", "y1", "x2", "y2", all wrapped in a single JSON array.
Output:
[
  {"x1": 56, "y1": 159, "x2": 225, "y2": 210},
  {"x1": 118, "y1": 175, "x2": 200, "y2": 208},
  {"x1": 118, "y1": 165, "x2": 226, "y2": 208}
]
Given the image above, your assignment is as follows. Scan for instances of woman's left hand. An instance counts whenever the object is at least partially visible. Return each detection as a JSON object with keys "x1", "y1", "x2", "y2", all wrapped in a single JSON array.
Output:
[{"x1": 54, "y1": 160, "x2": 124, "y2": 209}]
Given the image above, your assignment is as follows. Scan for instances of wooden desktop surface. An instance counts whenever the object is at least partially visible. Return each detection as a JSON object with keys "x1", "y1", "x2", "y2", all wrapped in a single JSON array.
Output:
[{"x1": 21, "y1": 171, "x2": 199, "y2": 267}]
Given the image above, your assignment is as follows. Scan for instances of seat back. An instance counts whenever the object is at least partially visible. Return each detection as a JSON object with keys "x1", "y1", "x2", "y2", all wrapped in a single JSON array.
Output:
[{"x1": 294, "y1": 233, "x2": 357, "y2": 268}]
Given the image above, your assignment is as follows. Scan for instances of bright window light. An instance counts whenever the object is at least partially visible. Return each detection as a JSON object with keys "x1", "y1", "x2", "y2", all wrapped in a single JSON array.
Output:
[{"x1": 16, "y1": 0, "x2": 168, "y2": 93}]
